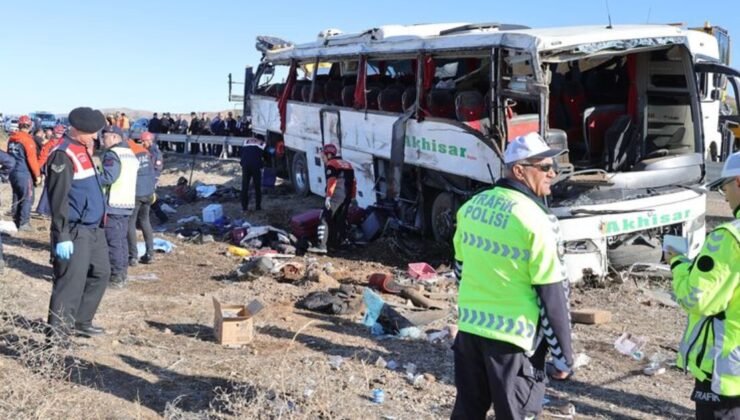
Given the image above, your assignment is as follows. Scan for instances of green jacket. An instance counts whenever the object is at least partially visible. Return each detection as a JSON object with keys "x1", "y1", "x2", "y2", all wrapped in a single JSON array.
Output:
[{"x1": 672, "y1": 208, "x2": 740, "y2": 396}]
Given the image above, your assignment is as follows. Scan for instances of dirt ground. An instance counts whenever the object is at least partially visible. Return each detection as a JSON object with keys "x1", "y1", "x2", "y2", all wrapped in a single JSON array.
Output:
[{"x1": 0, "y1": 151, "x2": 735, "y2": 419}]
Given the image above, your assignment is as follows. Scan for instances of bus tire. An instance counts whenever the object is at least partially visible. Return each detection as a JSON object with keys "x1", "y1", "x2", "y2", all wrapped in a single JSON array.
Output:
[
  {"x1": 430, "y1": 192, "x2": 458, "y2": 243},
  {"x1": 291, "y1": 152, "x2": 310, "y2": 197}
]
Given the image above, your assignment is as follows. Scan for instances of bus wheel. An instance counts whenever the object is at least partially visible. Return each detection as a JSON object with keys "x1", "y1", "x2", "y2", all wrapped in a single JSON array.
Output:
[
  {"x1": 291, "y1": 152, "x2": 310, "y2": 197},
  {"x1": 431, "y1": 192, "x2": 458, "y2": 243}
]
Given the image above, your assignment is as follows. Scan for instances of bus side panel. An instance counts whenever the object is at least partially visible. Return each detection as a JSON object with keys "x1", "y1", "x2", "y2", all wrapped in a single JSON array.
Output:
[
  {"x1": 251, "y1": 96, "x2": 280, "y2": 134},
  {"x1": 337, "y1": 111, "x2": 502, "y2": 184},
  {"x1": 340, "y1": 148, "x2": 377, "y2": 208}
]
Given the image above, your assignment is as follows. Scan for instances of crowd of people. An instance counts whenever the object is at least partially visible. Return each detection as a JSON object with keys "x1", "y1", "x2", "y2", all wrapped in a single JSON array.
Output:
[
  {"x1": 0, "y1": 107, "x2": 167, "y2": 344},
  {"x1": 146, "y1": 111, "x2": 248, "y2": 157}
]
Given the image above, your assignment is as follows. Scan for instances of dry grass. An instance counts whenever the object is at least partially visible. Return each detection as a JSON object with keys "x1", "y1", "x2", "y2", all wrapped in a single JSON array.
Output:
[{"x1": 0, "y1": 284, "x2": 79, "y2": 419}]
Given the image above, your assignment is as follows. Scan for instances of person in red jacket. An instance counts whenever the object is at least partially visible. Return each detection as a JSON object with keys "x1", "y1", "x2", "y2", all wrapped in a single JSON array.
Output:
[
  {"x1": 7, "y1": 115, "x2": 41, "y2": 230},
  {"x1": 308, "y1": 143, "x2": 356, "y2": 254},
  {"x1": 35, "y1": 125, "x2": 66, "y2": 217},
  {"x1": 39, "y1": 125, "x2": 65, "y2": 168}
]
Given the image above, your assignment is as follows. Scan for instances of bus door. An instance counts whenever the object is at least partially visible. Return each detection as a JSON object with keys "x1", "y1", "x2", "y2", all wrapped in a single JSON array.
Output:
[{"x1": 695, "y1": 62, "x2": 740, "y2": 161}]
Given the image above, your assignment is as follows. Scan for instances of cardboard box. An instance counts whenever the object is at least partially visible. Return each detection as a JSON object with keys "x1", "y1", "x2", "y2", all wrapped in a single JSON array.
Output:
[
  {"x1": 213, "y1": 297, "x2": 264, "y2": 346},
  {"x1": 570, "y1": 308, "x2": 612, "y2": 325}
]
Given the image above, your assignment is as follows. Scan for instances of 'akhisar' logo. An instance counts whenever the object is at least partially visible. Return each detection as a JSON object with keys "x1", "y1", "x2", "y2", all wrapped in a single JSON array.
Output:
[{"x1": 405, "y1": 135, "x2": 475, "y2": 160}]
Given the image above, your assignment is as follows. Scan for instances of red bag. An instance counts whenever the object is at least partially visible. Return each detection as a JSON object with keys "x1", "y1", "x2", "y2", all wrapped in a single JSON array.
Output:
[{"x1": 290, "y1": 209, "x2": 322, "y2": 240}]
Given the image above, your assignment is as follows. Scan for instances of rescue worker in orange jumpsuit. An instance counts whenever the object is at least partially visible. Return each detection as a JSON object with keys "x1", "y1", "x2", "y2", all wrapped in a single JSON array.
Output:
[
  {"x1": 308, "y1": 143, "x2": 356, "y2": 254},
  {"x1": 7, "y1": 115, "x2": 41, "y2": 230}
]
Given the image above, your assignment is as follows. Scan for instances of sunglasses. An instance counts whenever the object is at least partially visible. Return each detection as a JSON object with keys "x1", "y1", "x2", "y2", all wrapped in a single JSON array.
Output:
[
  {"x1": 718, "y1": 178, "x2": 734, "y2": 197},
  {"x1": 519, "y1": 163, "x2": 556, "y2": 173}
]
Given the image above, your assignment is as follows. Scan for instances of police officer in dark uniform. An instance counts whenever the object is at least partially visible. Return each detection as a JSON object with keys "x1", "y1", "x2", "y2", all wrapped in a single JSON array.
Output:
[
  {"x1": 308, "y1": 144, "x2": 356, "y2": 254},
  {"x1": 46, "y1": 107, "x2": 110, "y2": 340}
]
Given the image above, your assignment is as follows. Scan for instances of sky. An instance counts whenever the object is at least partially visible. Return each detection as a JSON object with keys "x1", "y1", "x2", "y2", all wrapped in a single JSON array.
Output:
[{"x1": 0, "y1": 0, "x2": 738, "y2": 116}]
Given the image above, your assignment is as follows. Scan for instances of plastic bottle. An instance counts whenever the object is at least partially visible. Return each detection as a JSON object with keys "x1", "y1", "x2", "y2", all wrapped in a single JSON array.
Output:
[{"x1": 228, "y1": 245, "x2": 251, "y2": 257}]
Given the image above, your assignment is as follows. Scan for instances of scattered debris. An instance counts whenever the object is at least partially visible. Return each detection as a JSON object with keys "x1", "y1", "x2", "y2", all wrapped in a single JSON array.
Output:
[
  {"x1": 306, "y1": 268, "x2": 339, "y2": 288},
  {"x1": 227, "y1": 245, "x2": 251, "y2": 257},
  {"x1": 234, "y1": 256, "x2": 275, "y2": 281},
  {"x1": 212, "y1": 297, "x2": 263, "y2": 346},
  {"x1": 196, "y1": 185, "x2": 218, "y2": 199},
  {"x1": 368, "y1": 273, "x2": 401, "y2": 294},
  {"x1": 137, "y1": 238, "x2": 175, "y2": 258},
  {"x1": 328, "y1": 355, "x2": 344, "y2": 370},
  {"x1": 375, "y1": 356, "x2": 388, "y2": 369},
  {"x1": 573, "y1": 353, "x2": 591, "y2": 369},
  {"x1": 372, "y1": 389, "x2": 385, "y2": 404},
  {"x1": 0, "y1": 220, "x2": 18, "y2": 234},
  {"x1": 128, "y1": 273, "x2": 160, "y2": 282},
  {"x1": 202, "y1": 203, "x2": 223, "y2": 223},
  {"x1": 614, "y1": 333, "x2": 648, "y2": 360},
  {"x1": 279, "y1": 262, "x2": 305, "y2": 282},
  {"x1": 160, "y1": 203, "x2": 178, "y2": 214},
  {"x1": 297, "y1": 291, "x2": 348, "y2": 315},
  {"x1": 399, "y1": 287, "x2": 446, "y2": 310},
  {"x1": 407, "y1": 262, "x2": 437, "y2": 281},
  {"x1": 177, "y1": 215, "x2": 201, "y2": 225},
  {"x1": 571, "y1": 308, "x2": 612, "y2": 325},
  {"x1": 643, "y1": 289, "x2": 679, "y2": 308}
]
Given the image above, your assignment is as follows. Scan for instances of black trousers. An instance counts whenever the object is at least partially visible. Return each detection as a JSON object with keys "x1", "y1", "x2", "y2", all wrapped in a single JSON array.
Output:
[
  {"x1": 48, "y1": 226, "x2": 110, "y2": 333},
  {"x1": 451, "y1": 331, "x2": 547, "y2": 420},
  {"x1": 317, "y1": 199, "x2": 350, "y2": 249},
  {"x1": 693, "y1": 380, "x2": 740, "y2": 420},
  {"x1": 241, "y1": 167, "x2": 262, "y2": 210},
  {"x1": 104, "y1": 214, "x2": 129, "y2": 277},
  {"x1": 128, "y1": 195, "x2": 154, "y2": 259}
]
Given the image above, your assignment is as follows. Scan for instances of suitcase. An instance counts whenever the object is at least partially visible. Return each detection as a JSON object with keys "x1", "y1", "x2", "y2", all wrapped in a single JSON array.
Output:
[{"x1": 289, "y1": 209, "x2": 322, "y2": 240}]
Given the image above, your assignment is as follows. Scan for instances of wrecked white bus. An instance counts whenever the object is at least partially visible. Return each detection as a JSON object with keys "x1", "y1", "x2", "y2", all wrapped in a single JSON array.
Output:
[{"x1": 245, "y1": 23, "x2": 740, "y2": 282}]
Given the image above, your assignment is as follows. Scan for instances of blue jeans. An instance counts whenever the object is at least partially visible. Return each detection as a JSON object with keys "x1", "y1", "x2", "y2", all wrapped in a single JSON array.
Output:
[{"x1": 10, "y1": 171, "x2": 34, "y2": 227}]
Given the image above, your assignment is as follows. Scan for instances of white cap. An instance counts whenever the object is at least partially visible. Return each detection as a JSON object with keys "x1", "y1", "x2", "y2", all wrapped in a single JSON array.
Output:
[
  {"x1": 708, "y1": 151, "x2": 740, "y2": 189},
  {"x1": 504, "y1": 132, "x2": 566, "y2": 164}
]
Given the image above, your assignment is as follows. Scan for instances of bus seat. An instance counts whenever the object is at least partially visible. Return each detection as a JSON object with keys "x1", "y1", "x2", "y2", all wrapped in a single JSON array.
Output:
[
  {"x1": 582, "y1": 105, "x2": 625, "y2": 161},
  {"x1": 341, "y1": 85, "x2": 355, "y2": 107},
  {"x1": 402, "y1": 87, "x2": 416, "y2": 111},
  {"x1": 507, "y1": 114, "x2": 540, "y2": 142},
  {"x1": 455, "y1": 91, "x2": 485, "y2": 122},
  {"x1": 427, "y1": 89, "x2": 456, "y2": 119},
  {"x1": 312, "y1": 83, "x2": 326, "y2": 103},
  {"x1": 324, "y1": 80, "x2": 344, "y2": 106},
  {"x1": 455, "y1": 91, "x2": 489, "y2": 132},
  {"x1": 366, "y1": 86, "x2": 381, "y2": 110},
  {"x1": 379, "y1": 87, "x2": 403, "y2": 113}
]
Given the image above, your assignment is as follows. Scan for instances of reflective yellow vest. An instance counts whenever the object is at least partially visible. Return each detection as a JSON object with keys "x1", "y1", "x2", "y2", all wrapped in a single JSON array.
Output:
[
  {"x1": 673, "y1": 209, "x2": 740, "y2": 396},
  {"x1": 453, "y1": 186, "x2": 568, "y2": 351},
  {"x1": 106, "y1": 146, "x2": 139, "y2": 210}
]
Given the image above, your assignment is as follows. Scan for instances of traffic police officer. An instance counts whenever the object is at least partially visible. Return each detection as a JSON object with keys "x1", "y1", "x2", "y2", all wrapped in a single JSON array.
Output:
[
  {"x1": 452, "y1": 132, "x2": 574, "y2": 420},
  {"x1": 47, "y1": 107, "x2": 110, "y2": 340},
  {"x1": 0, "y1": 149, "x2": 15, "y2": 273},
  {"x1": 7, "y1": 115, "x2": 41, "y2": 230},
  {"x1": 308, "y1": 143, "x2": 356, "y2": 254},
  {"x1": 100, "y1": 126, "x2": 139, "y2": 288},
  {"x1": 670, "y1": 151, "x2": 740, "y2": 419}
]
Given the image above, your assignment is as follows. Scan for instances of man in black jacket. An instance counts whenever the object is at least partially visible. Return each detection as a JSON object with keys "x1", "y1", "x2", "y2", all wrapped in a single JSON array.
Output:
[
  {"x1": 240, "y1": 138, "x2": 265, "y2": 212},
  {"x1": 188, "y1": 112, "x2": 201, "y2": 155},
  {"x1": 148, "y1": 113, "x2": 162, "y2": 134}
]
